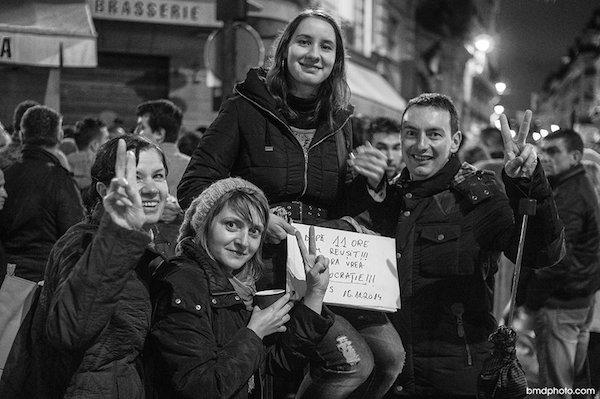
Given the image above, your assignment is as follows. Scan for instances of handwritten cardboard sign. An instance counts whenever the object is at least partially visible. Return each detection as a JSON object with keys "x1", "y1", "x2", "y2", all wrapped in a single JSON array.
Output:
[{"x1": 286, "y1": 223, "x2": 401, "y2": 312}]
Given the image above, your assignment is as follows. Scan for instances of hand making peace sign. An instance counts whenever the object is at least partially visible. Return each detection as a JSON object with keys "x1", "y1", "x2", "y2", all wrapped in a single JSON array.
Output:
[
  {"x1": 500, "y1": 110, "x2": 538, "y2": 178},
  {"x1": 102, "y1": 139, "x2": 145, "y2": 231},
  {"x1": 295, "y1": 225, "x2": 330, "y2": 296}
]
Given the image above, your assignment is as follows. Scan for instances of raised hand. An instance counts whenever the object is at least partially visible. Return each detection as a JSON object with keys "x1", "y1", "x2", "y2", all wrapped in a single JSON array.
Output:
[
  {"x1": 295, "y1": 226, "x2": 330, "y2": 314},
  {"x1": 348, "y1": 142, "x2": 388, "y2": 188},
  {"x1": 265, "y1": 213, "x2": 296, "y2": 244},
  {"x1": 500, "y1": 110, "x2": 538, "y2": 178},
  {"x1": 102, "y1": 139, "x2": 145, "y2": 231},
  {"x1": 247, "y1": 293, "x2": 294, "y2": 339}
]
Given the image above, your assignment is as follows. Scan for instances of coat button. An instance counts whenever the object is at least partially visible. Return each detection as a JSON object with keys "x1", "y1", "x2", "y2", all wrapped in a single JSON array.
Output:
[
  {"x1": 437, "y1": 234, "x2": 445, "y2": 241},
  {"x1": 405, "y1": 193, "x2": 412, "y2": 199},
  {"x1": 403, "y1": 211, "x2": 411, "y2": 217},
  {"x1": 175, "y1": 298, "x2": 181, "y2": 304},
  {"x1": 483, "y1": 189, "x2": 490, "y2": 195},
  {"x1": 195, "y1": 305, "x2": 202, "y2": 311},
  {"x1": 211, "y1": 298, "x2": 217, "y2": 304},
  {"x1": 234, "y1": 296, "x2": 240, "y2": 301},
  {"x1": 472, "y1": 195, "x2": 478, "y2": 201}
]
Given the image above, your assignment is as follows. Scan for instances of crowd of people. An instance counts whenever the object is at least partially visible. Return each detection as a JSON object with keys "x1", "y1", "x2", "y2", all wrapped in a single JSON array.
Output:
[{"x1": 0, "y1": 7, "x2": 599, "y2": 399}]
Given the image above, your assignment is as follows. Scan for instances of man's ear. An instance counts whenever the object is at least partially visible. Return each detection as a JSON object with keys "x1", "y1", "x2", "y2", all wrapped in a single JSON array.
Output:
[
  {"x1": 450, "y1": 130, "x2": 463, "y2": 154},
  {"x1": 96, "y1": 181, "x2": 107, "y2": 198},
  {"x1": 571, "y1": 149, "x2": 583, "y2": 165},
  {"x1": 154, "y1": 128, "x2": 166, "y2": 144}
]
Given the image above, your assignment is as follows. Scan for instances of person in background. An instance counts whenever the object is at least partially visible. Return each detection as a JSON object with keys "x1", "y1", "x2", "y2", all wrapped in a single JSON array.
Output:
[
  {"x1": 58, "y1": 124, "x2": 78, "y2": 156},
  {"x1": 66, "y1": 118, "x2": 109, "y2": 190},
  {"x1": 23, "y1": 135, "x2": 169, "y2": 398},
  {"x1": 364, "y1": 116, "x2": 403, "y2": 183},
  {"x1": 135, "y1": 99, "x2": 187, "y2": 258},
  {"x1": 349, "y1": 93, "x2": 564, "y2": 398},
  {"x1": 0, "y1": 100, "x2": 39, "y2": 171},
  {"x1": 582, "y1": 160, "x2": 600, "y2": 397},
  {"x1": 177, "y1": 130, "x2": 202, "y2": 157},
  {"x1": 0, "y1": 169, "x2": 7, "y2": 273},
  {"x1": 474, "y1": 126, "x2": 506, "y2": 191},
  {"x1": 177, "y1": 8, "x2": 389, "y2": 397},
  {"x1": 522, "y1": 129, "x2": 600, "y2": 399},
  {"x1": 0, "y1": 105, "x2": 83, "y2": 283}
]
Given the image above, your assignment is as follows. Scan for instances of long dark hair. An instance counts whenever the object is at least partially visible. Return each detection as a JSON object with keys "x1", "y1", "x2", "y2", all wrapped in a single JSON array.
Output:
[
  {"x1": 82, "y1": 135, "x2": 168, "y2": 214},
  {"x1": 266, "y1": 9, "x2": 350, "y2": 129}
]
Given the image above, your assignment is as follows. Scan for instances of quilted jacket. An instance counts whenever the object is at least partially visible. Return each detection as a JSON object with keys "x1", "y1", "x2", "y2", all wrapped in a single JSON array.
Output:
[{"x1": 147, "y1": 238, "x2": 335, "y2": 399}]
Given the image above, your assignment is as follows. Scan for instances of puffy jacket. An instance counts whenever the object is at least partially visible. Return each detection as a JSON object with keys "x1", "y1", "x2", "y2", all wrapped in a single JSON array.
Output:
[
  {"x1": 523, "y1": 164, "x2": 600, "y2": 309},
  {"x1": 147, "y1": 238, "x2": 335, "y2": 399},
  {"x1": 177, "y1": 68, "x2": 365, "y2": 218},
  {"x1": 368, "y1": 156, "x2": 564, "y2": 396},
  {"x1": 22, "y1": 212, "x2": 156, "y2": 398},
  {"x1": 0, "y1": 146, "x2": 84, "y2": 282}
]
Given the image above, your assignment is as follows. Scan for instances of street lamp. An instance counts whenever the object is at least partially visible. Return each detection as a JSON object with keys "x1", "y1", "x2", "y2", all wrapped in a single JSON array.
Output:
[
  {"x1": 551, "y1": 124, "x2": 560, "y2": 132},
  {"x1": 474, "y1": 34, "x2": 493, "y2": 53},
  {"x1": 495, "y1": 82, "x2": 507, "y2": 95},
  {"x1": 494, "y1": 105, "x2": 505, "y2": 115}
]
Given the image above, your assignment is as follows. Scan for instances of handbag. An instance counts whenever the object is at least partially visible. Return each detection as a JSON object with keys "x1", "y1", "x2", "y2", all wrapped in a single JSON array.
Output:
[{"x1": 0, "y1": 264, "x2": 40, "y2": 378}]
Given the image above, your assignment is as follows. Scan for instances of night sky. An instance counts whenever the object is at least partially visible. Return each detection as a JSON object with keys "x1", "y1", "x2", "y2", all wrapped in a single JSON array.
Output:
[{"x1": 495, "y1": 0, "x2": 598, "y2": 116}]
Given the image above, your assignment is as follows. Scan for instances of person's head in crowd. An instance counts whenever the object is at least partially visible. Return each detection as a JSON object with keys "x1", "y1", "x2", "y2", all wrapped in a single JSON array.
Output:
[
  {"x1": 74, "y1": 118, "x2": 109, "y2": 153},
  {"x1": 177, "y1": 130, "x2": 202, "y2": 157},
  {"x1": 0, "y1": 122, "x2": 11, "y2": 148},
  {"x1": 365, "y1": 117, "x2": 403, "y2": 179},
  {"x1": 480, "y1": 126, "x2": 504, "y2": 159},
  {"x1": 135, "y1": 99, "x2": 183, "y2": 144},
  {"x1": 400, "y1": 93, "x2": 462, "y2": 181},
  {"x1": 178, "y1": 178, "x2": 270, "y2": 280},
  {"x1": 266, "y1": 8, "x2": 349, "y2": 127},
  {"x1": 539, "y1": 128, "x2": 583, "y2": 176},
  {"x1": 0, "y1": 169, "x2": 7, "y2": 210},
  {"x1": 84, "y1": 135, "x2": 169, "y2": 229},
  {"x1": 12, "y1": 100, "x2": 40, "y2": 143},
  {"x1": 462, "y1": 145, "x2": 489, "y2": 165},
  {"x1": 21, "y1": 105, "x2": 63, "y2": 148}
]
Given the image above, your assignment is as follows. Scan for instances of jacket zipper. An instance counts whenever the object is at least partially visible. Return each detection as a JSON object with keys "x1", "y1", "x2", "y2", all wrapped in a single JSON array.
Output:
[
  {"x1": 450, "y1": 302, "x2": 473, "y2": 366},
  {"x1": 236, "y1": 90, "x2": 351, "y2": 198}
]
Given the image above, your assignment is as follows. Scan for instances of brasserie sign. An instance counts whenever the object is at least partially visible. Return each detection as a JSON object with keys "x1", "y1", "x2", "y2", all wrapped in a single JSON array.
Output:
[{"x1": 89, "y1": 0, "x2": 220, "y2": 27}]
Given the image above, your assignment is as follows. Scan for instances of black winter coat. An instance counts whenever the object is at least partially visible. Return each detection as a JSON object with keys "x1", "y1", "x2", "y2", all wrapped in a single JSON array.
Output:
[
  {"x1": 177, "y1": 68, "x2": 365, "y2": 218},
  {"x1": 147, "y1": 239, "x2": 335, "y2": 399},
  {"x1": 21, "y1": 213, "x2": 155, "y2": 398},
  {"x1": 0, "y1": 146, "x2": 84, "y2": 282},
  {"x1": 368, "y1": 157, "x2": 564, "y2": 396},
  {"x1": 523, "y1": 164, "x2": 600, "y2": 309}
]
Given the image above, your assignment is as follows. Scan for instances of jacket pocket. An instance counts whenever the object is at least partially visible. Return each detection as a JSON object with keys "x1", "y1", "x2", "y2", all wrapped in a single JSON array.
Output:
[{"x1": 417, "y1": 224, "x2": 474, "y2": 277}]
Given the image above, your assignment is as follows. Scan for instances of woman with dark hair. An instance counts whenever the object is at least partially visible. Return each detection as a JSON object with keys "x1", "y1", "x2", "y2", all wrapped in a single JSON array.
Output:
[
  {"x1": 149, "y1": 177, "x2": 338, "y2": 399},
  {"x1": 24, "y1": 135, "x2": 169, "y2": 398},
  {"x1": 177, "y1": 8, "x2": 402, "y2": 398}
]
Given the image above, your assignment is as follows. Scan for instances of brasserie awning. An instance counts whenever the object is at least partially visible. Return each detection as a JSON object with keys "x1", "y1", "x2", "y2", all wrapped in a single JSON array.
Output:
[
  {"x1": 346, "y1": 60, "x2": 406, "y2": 119},
  {"x1": 0, "y1": 0, "x2": 97, "y2": 67}
]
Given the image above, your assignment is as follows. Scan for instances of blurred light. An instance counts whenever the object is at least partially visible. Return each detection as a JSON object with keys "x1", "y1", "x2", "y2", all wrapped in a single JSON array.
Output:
[
  {"x1": 494, "y1": 105, "x2": 505, "y2": 114},
  {"x1": 510, "y1": 129, "x2": 516, "y2": 138},
  {"x1": 551, "y1": 124, "x2": 560, "y2": 132},
  {"x1": 540, "y1": 129, "x2": 549, "y2": 137},
  {"x1": 495, "y1": 82, "x2": 507, "y2": 95},
  {"x1": 532, "y1": 132, "x2": 541, "y2": 141},
  {"x1": 494, "y1": 119, "x2": 502, "y2": 129},
  {"x1": 474, "y1": 34, "x2": 493, "y2": 53}
]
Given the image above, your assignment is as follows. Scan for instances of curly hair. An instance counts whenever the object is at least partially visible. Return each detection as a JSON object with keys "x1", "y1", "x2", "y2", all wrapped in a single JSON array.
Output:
[
  {"x1": 21, "y1": 105, "x2": 61, "y2": 147},
  {"x1": 265, "y1": 9, "x2": 350, "y2": 129}
]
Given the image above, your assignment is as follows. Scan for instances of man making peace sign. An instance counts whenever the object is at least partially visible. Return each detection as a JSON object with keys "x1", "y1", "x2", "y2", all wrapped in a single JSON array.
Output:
[{"x1": 350, "y1": 93, "x2": 564, "y2": 398}]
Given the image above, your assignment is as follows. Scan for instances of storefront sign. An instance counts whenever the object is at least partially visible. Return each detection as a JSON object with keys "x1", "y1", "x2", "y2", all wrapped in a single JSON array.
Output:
[
  {"x1": 0, "y1": 33, "x2": 96, "y2": 67},
  {"x1": 286, "y1": 223, "x2": 401, "y2": 312},
  {"x1": 89, "y1": 0, "x2": 220, "y2": 27}
]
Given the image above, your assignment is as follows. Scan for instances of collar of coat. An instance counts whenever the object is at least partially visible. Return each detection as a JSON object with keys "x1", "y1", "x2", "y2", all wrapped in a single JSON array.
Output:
[
  {"x1": 548, "y1": 163, "x2": 586, "y2": 188},
  {"x1": 22, "y1": 145, "x2": 71, "y2": 173},
  {"x1": 235, "y1": 67, "x2": 354, "y2": 133},
  {"x1": 178, "y1": 237, "x2": 240, "y2": 296}
]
